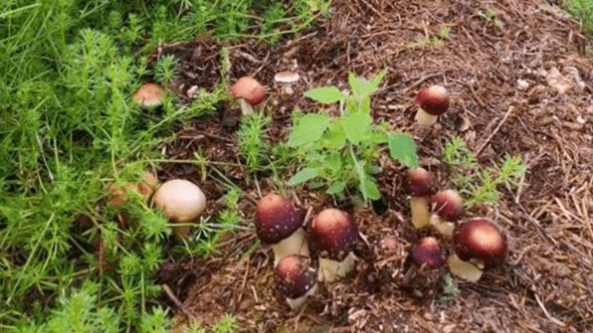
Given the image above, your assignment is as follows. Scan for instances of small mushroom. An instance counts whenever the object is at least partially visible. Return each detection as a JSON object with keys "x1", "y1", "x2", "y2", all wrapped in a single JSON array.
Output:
[
  {"x1": 274, "y1": 71, "x2": 300, "y2": 84},
  {"x1": 448, "y1": 218, "x2": 507, "y2": 282},
  {"x1": 411, "y1": 237, "x2": 445, "y2": 269},
  {"x1": 275, "y1": 255, "x2": 318, "y2": 309},
  {"x1": 413, "y1": 85, "x2": 449, "y2": 126},
  {"x1": 153, "y1": 179, "x2": 207, "y2": 238},
  {"x1": 406, "y1": 167, "x2": 433, "y2": 229},
  {"x1": 430, "y1": 189, "x2": 464, "y2": 237},
  {"x1": 309, "y1": 208, "x2": 359, "y2": 282},
  {"x1": 133, "y1": 83, "x2": 164, "y2": 108},
  {"x1": 230, "y1": 76, "x2": 266, "y2": 115},
  {"x1": 255, "y1": 193, "x2": 309, "y2": 267}
]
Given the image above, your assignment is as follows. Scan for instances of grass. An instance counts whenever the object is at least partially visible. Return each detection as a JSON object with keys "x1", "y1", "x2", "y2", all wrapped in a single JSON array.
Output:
[
  {"x1": 0, "y1": 1, "x2": 326, "y2": 332},
  {"x1": 564, "y1": 0, "x2": 593, "y2": 35},
  {"x1": 441, "y1": 136, "x2": 527, "y2": 206}
]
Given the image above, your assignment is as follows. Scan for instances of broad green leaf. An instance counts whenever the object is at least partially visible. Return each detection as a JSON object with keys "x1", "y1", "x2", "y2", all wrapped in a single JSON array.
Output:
[
  {"x1": 288, "y1": 168, "x2": 319, "y2": 185},
  {"x1": 361, "y1": 178, "x2": 381, "y2": 200},
  {"x1": 344, "y1": 111, "x2": 372, "y2": 145},
  {"x1": 325, "y1": 153, "x2": 343, "y2": 172},
  {"x1": 304, "y1": 86, "x2": 344, "y2": 104},
  {"x1": 287, "y1": 114, "x2": 331, "y2": 147},
  {"x1": 309, "y1": 181, "x2": 325, "y2": 190},
  {"x1": 321, "y1": 121, "x2": 346, "y2": 149},
  {"x1": 362, "y1": 131, "x2": 388, "y2": 145},
  {"x1": 359, "y1": 95, "x2": 371, "y2": 114},
  {"x1": 388, "y1": 132, "x2": 418, "y2": 168},
  {"x1": 327, "y1": 182, "x2": 346, "y2": 195}
]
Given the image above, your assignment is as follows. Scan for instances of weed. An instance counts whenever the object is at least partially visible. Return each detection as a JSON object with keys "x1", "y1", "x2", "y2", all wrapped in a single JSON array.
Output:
[
  {"x1": 287, "y1": 71, "x2": 418, "y2": 202},
  {"x1": 442, "y1": 137, "x2": 527, "y2": 206},
  {"x1": 479, "y1": 8, "x2": 505, "y2": 31},
  {"x1": 0, "y1": 0, "x2": 324, "y2": 331},
  {"x1": 440, "y1": 273, "x2": 459, "y2": 302},
  {"x1": 564, "y1": 0, "x2": 593, "y2": 35},
  {"x1": 212, "y1": 313, "x2": 238, "y2": 333},
  {"x1": 237, "y1": 112, "x2": 272, "y2": 173}
]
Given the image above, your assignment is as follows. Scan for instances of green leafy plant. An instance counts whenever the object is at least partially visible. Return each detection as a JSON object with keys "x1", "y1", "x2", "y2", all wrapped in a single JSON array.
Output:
[
  {"x1": 440, "y1": 273, "x2": 459, "y2": 302},
  {"x1": 287, "y1": 71, "x2": 418, "y2": 201},
  {"x1": 442, "y1": 137, "x2": 528, "y2": 205},
  {"x1": 564, "y1": 0, "x2": 593, "y2": 35}
]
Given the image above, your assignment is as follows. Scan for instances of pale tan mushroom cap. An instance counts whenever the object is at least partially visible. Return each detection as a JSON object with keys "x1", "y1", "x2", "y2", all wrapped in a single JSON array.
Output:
[{"x1": 153, "y1": 179, "x2": 207, "y2": 222}]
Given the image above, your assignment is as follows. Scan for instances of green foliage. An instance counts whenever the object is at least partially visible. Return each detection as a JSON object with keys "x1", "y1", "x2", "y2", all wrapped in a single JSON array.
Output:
[
  {"x1": 440, "y1": 273, "x2": 459, "y2": 302},
  {"x1": 237, "y1": 112, "x2": 271, "y2": 172},
  {"x1": 287, "y1": 71, "x2": 418, "y2": 201},
  {"x1": 565, "y1": 0, "x2": 593, "y2": 35},
  {"x1": 0, "y1": 0, "x2": 325, "y2": 331},
  {"x1": 212, "y1": 314, "x2": 238, "y2": 333},
  {"x1": 442, "y1": 137, "x2": 528, "y2": 205}
]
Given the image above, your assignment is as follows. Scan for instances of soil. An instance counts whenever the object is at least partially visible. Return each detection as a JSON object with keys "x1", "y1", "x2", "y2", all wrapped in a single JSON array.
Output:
[{"x1": 154, "y1": 0, "x2": 593, "y2": 332}]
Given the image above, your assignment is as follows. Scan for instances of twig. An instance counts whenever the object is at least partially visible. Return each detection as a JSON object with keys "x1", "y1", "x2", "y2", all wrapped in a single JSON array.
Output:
[
  {"x1": 475, "y1": 106, "x2": 515, "y2": 156},
  {"x1": 163, "y1": 284, "x2": 196, "y2": 320},
  {"x1": 534, "y1": 293, "x2": 566, "y2": 327}
]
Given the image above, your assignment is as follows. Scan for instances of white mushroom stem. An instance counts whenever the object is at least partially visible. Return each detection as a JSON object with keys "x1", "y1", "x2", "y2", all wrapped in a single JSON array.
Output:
[
  {"x1": 286, "y1": 283, "x2": 318, "y2": 310},
  {"x1": 239, "y1": 98, "x2": 254, "y2": 116},
  {"x1": 410, "y1": 196, "x2": 431, "y2": 229},
  {"x1": 318, "y1": 252, "x2": 356, "y2": 282},
  {"x1": 415, "y1": 108, "x2": 438, "y2": 126},
  {"x1": 447, "y1": 254, "x2": 483, "y2": 282},
  {"x1": 430, "y1": 214, "x2": 455, "y2": 237},
  {"x1": 272, "y1": 228, "x2": 309, "y2": 267}
]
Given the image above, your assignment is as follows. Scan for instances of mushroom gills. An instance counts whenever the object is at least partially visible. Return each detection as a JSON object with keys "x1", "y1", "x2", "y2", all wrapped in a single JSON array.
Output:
[
  {"x1": 271, "y1": 228, "x2": 309, "y2": 267},
  {"x1": 447, "y1": 254, "x2": 483, "y2": 282},
  {"x1": 319, "y1": 252, "x2": 357, "y2": 282}
]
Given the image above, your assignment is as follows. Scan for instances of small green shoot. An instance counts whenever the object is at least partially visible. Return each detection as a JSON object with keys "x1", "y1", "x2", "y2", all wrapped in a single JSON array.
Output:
[
  {"x1": 212, "y1": 313, "x2": 238, "y2": 333},
  {"x1": 236, "y1": 112, "x2": 271, "y2": 173},
  {"x1": 287, "y1": 71, "x2": 418, "y2": 202},
  {"x1": 440, "y1": 273, "x2": 459, "y2": 302},
  {"x1": 442, "y1": 137, "x2": 527, "y2": 205}
]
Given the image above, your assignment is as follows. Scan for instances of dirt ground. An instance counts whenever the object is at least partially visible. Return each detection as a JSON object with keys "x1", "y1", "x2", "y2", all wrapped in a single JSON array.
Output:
[{"x1": 155, "y1": 0, "x2": 593, "y2": 332}]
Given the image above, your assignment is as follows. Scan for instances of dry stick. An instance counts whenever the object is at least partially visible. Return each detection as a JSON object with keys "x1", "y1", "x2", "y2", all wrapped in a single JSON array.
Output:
[
  {"x1": 475, "y1": 106, "x2": 515, "y2": 156},
  {"x1": 163, "y1": 284, "x2": 196, "y2": 320}
]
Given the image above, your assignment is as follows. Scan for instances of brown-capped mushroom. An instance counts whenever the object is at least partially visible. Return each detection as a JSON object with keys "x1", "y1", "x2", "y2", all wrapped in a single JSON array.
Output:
[
  {"x1": 133, "y1": 83, "x2": 164, "y2": 108},
  {"x1": 413, "y1": 85, "x2": 449, "y2": 125},
  {"x1": 448, "y1": 218, "x2": 507, "y2": 282},
  {"x1": 309, "y1": 208, "x2": 359, "y2": 282},
  {"x1": 275, "y1": 255, "x2": 318, "y2": 309},
  {"x1": 430, "y1": 189, "x2": 464, "y2": 237},
  {"x1": 255, "y1": 193, "x2": 309, "y2": 266},
  {"x1": 411, "y1": 237, "x2": 445, "y2": 269},
  {"x1": 406, "y1": 167, "x2": 432, "y2": 229}
]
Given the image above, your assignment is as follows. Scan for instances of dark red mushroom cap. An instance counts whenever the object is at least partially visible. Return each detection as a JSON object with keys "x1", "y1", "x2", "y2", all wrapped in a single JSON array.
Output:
[
  {"x1": 310, "y1": 209, "x2": 358, "y2": 262},
  {"x1": 414, "y1": 85, "x2": 449, "y2": 116},
  {"x1": 431, "y1": 190, "x2": 464, "y2": 222},
  {"x1": 230, "y1": 76, "x2": 266, "y2": 105},
  {"x1": 255, "y1": 193, "x2": 305, "y2": 244},
  {"x1": 406, "y1": 167, "x2": 432, "y2": 197},
  {"x1": 275, "y1": 255, "x2": 318, "y2": 299},
  {"x1": 454, "y1": 218, "x2": 507, "y2": 267},
  {"x1": 411, "y1": 237, "x2": 445, "y2": 269}
]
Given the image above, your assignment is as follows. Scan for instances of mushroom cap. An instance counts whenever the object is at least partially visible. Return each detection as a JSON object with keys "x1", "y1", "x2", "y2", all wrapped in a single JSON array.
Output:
[
  {"x1": 454, "y1": 218, "x2": 507, "y2": 267},
  {"x1": 310, "y1": 208, "x2": 358, "y2": 262},
  {"x1": 431, "y1": 190, "x2": 464, "y2": 222},
  {"x1": 411, "y1": 237, "x2": 445, "y2": 269},
  {"x1": 414, "y1": 85, "x2": 449, "y2": 116},
  {"x1": 230, "y1": 77, "x2": 266, "y2": 105},
  {"x1": 275, "y1": 255, "x2": 318, "y2": 299},
  {"x1": 406, "y1": 167, "x2": 432, "y2": 197},
  {"x1": 153, "y1": 179, "x2": 207, "y2": 222},
  {"x1": 133, "y1": 83, "x2": 164, "y2": 107},
  {"x1": 255, "y1": 193, "x2": 305, "y2": 244},
  {"x1": 274, "y1": 71, "x2": 300, "y2": 83},
  {"x1": 107, "y1": 172, "x2": 159, "y2": 206}
]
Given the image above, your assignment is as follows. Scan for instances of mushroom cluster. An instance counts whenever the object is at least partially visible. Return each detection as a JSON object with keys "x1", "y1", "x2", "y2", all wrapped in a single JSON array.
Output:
[
  {"x1": 404, "y1": 165, "x2": 507, "y2": 284},
  {"x1": 254, "y1": 193, "x2": 360, "y2": 309}
]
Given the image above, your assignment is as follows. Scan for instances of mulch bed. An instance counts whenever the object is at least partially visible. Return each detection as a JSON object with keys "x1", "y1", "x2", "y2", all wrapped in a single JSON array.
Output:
[{"x1": 154, "y1": 0, "x2": 593, "y2": 332}]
